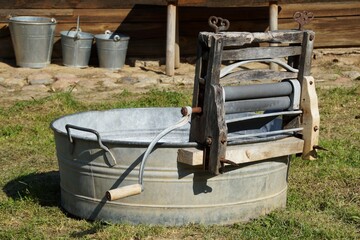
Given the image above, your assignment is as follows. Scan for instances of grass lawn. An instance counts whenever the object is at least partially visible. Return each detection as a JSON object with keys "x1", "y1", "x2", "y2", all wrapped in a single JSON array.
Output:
[{"x1": 0, "y1": 86, "x2": 359, "y2": 239}]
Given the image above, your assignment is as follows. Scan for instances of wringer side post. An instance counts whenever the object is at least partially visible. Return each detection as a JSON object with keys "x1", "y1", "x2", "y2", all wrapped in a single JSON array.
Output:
[{"x1": 189, "y1": 17, "x2": 229, "y2": 175}]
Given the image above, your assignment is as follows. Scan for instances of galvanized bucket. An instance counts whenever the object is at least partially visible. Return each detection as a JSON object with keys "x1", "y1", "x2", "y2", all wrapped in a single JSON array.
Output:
[
  {"x1": 8, "y1": 16, "x2": 56, "y2": 68},
  {"x1": 95, "y1": 30, "x2": 130, "y2": 69},
  {"x1": 61, "y1": 30, "x2": 94, "y2": 68},
  {"x1": 51, "y1": 107, "x2": 290, "y2": 225}
]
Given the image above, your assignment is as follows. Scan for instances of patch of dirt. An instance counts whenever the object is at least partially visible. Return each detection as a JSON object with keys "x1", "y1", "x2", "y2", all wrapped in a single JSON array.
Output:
[
  {"x1": 0, "y1": 58, "x2": 195, "y2": 106},
  {"x1": 0, "y1": 48, "x2": 359, "y2": 107},
  {"x1": 312, "y1": 48, "x2": 360, "y2": 88}
]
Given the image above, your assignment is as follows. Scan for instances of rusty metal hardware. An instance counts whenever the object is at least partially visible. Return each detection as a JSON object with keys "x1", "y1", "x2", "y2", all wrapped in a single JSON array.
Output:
[
  {"x1": 313, "y1": 145, "x2": 328, "y2": 152},
  {"x1": 220, "y1": 159, "x2": 239, "y2": 167},
  {"x1": 311, "y1": 145, "x2": 330, "y2": 158},
  {"x1": 293, "y1": 11, "x2": 314, "y2": 30},
  {"x1": 208, "y1": 16, "x2": 230, "y2": 33},
  {"x1": 181, "y1": 106, "x2": 202, "y2": 116}
]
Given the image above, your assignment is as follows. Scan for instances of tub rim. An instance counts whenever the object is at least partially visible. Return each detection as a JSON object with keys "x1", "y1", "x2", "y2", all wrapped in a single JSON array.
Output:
[
  {"x1": 50, "y1": 107, "x2": 289, "y2": 147},
  {"x1": 50, "y1": 107, "x2": 200, "y2": 147}
]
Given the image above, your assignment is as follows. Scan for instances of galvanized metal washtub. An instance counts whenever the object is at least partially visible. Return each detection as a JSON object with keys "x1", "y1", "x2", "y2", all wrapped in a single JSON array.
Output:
[
  {"x1": 51, "y1": 107, "x2": 290, "y2": 225},
  {"x1": 8, "y1": 16, "x2": 56, "y2": 68}
]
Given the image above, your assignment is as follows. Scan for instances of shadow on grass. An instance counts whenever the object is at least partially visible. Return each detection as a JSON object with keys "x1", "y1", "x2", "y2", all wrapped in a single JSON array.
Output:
[
  {"x1": 3, "y1": 171, "x2": 60, "y2": 207},
  {"x1": 70, "y1": 221, "x2": 110, "y2": 238},
  {"x1": 3, "y1": 171, "x2": 112, "y2": 237}
]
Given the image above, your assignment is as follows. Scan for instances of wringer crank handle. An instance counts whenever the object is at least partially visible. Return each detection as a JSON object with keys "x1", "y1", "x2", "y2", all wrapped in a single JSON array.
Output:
[
  {"x1": 208, "y1": 16, "x2": 230, "y2": 33},
  {"x1": 293, "y1": 11, "x2": 314, "y2": 30},
  {"x1": 106, "y1": 106, "x2": 201, "y2": 201}
]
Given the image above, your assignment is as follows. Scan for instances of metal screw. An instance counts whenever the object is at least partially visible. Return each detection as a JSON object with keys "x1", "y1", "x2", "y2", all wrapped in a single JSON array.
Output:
[
  {"x1": 309, "y1": 34, "x2": 314, "y2": 41},
  {"x1": 314, "y1": 126, "x2": 319, "y2": 132},
  {"x1": 206, "y1": 137, "x2": 212, "y2": 145}
]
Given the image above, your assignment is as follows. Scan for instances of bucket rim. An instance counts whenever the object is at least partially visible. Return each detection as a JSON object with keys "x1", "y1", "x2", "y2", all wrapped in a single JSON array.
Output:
[
  {"x1": 94, "y1": 33, "x2": 130, "y2": 41},
  {"x1": 8, "y1": 16, "x2": 56, "y2": 25},
  {"x1": 60, "y1": 30, "x2": 94, "y2": 40}
]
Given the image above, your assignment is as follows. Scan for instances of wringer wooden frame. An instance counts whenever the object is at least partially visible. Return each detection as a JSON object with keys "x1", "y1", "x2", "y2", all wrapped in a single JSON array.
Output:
[{"x1": 179, "y1": 12, "x2": 320, "y2": 175}]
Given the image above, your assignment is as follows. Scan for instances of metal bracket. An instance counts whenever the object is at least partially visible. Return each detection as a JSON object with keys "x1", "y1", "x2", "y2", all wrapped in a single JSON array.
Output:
[
  {"x1": 286, "y1": 79, "x2": 301, "y2": 110},
  {"x1": 208, "y1": 16, "x2": 230, "y2": 33},
  {"x1": 293, "y1": 11, "x2": 314, "y2": 30}
]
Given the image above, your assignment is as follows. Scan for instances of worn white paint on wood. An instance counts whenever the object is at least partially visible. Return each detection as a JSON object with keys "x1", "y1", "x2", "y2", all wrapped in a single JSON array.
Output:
[
  {"x1": 177, "y1": 137, "x2": 304, "y2": 166},
  {"x1": 300, "y1": 76, "x2": 320, "y2": 160},
  {"x1": 269, "y1": 1, "x2": 279, "y2": 71}
]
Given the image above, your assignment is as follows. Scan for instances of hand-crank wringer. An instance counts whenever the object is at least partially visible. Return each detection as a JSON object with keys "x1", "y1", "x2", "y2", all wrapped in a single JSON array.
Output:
[{"x1": 106, "y1": 12, "x2": 320, "y2": 200}]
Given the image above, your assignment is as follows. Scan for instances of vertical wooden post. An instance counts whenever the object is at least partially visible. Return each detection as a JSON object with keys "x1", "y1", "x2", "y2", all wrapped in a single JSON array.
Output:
[
  {"x1": 301, "y1": 76, "x2": 320, "y2": 160},
  {"x1": 190, "y1": 34, "x2": 227, "y2": 175},
  {"x1": 175, "y1": 6, "x2": 180, "y2": 69},
  {"x1": 269, "y1": 1, "x2": 278, "y2": 71},
  {"x1": 166, "y1": 2, "x2": 176, "y2": 76},
  {"x1": 269, "y1": 1, "x2": 278, "y2": 31},
  {"x1": 298, "y1": 31, "x2": 315, "y2": 84}
]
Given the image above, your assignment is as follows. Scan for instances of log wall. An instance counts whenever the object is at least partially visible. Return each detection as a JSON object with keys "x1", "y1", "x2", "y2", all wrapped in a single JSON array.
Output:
[{"x1": 0, "y1": 1, "x2": 359, "y2": 60}]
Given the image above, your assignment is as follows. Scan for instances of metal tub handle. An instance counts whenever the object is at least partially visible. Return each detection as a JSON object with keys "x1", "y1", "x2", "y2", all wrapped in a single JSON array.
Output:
[{"x1": 65, "y1": 124, "x2": 117, "y2": 166}]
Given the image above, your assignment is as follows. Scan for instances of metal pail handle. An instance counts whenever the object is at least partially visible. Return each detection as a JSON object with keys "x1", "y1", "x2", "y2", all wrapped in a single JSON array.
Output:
[{"x1": 104, "y1": 30, "x2": 121, "y2": 42}]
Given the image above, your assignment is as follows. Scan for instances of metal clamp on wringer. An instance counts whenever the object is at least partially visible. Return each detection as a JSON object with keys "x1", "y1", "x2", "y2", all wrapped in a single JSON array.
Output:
[
  {"x1": 179, "y1": 13, "x2": 320, "y2": 175},
  {"x1": 106, "y1": 13, "x2": 320, "y2": 200}
]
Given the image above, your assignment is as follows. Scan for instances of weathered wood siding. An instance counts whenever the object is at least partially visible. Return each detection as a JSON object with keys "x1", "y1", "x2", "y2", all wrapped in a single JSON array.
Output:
[{"x1": 0, "y1": 1, "x2": 359, "y2": 59}]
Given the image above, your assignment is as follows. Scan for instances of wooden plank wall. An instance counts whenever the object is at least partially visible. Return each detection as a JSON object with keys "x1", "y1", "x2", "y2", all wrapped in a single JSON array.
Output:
[{"x1": 0, "y1": 1, "x2": 359, "y2": 60}]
